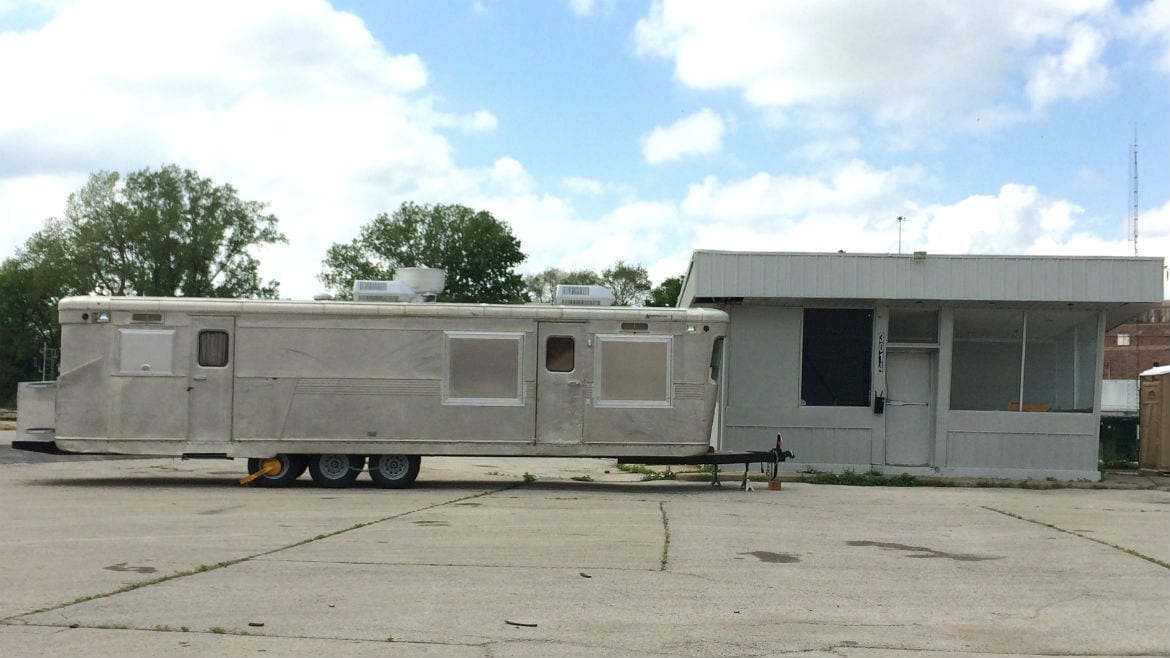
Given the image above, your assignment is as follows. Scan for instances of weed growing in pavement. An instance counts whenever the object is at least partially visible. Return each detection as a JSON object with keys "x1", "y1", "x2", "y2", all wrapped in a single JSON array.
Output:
[
  {"x1": 617, "y1": 463, "x2": 677, "y2": 481},
  {"x1": 798, "y1": 469, "x2": 919, "y2": 487},
  {"x1": 570, "y1": 475, "x2": 594, "y2": 482},
  {"x1": 522, "y1": 472, "x2": 537, "y2": 483}
]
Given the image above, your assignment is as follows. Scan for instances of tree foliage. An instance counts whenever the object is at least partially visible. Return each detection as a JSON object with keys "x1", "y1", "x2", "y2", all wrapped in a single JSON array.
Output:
[
  {"x1": 645, "y1": 275, "x2": 684, "y2": 307},
  {"x1": 601, "y1": 260, "x2": 652, "y2": 306},
  {"x1": 1, "y1": 165, "x2": 285, "y2": 404},
  {"x1": 42, "y1": 166, "x2": 286, "y2": 298},
  {"x1": 320, "y1": 202, "x2": 527, "y2": 303}
]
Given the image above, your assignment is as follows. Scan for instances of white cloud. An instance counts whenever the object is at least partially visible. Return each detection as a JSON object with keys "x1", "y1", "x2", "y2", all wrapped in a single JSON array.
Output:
[
  {"x1": 634, "y1": 0, "x2": 1120, "y2": 135},
  {"x1": 682, "y1": 160, "x2": 927, "y2": 221},
  {"x1": 641, "y1": 109, "x2": 725, "y2": 165},
  {"x1": 567, "y1": 0, "x2": 614, "y2": 18},
  {"x1": 1123, "y1": 0, "x2": 1170, "y2": 73},
  {"x1": 0, "y1": 0, "x2": 501, "y2": 299}
]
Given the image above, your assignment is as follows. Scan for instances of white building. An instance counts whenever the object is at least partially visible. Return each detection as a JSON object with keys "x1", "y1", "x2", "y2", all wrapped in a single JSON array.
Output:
[{"x1": 680, "y1": 250, "x2": 1165, "y2": 481}]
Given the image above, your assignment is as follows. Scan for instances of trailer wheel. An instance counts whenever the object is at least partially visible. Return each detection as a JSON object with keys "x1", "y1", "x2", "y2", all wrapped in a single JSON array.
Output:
[
  {"x1": 368, "y1": 455, "x2": 420, "y2": 489},
  {"x1": 308, "y1": 454, "x2": 365, "y2": 488},
  {"x1": 246, "y1": 455, "x2": 307, "y2": 487}
]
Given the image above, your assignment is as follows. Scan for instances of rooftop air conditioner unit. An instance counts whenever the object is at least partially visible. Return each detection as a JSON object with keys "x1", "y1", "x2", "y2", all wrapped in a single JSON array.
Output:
[
  {"x1": 554, "y1": 284, "x2": 615, "y2": 307},
  {"x1": 352, "y1": 280, "x2": 416, "y2": 303}
]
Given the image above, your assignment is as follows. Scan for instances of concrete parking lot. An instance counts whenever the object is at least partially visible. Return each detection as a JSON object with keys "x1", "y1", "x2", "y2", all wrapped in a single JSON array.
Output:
[{"x1": 1, "y1": 432, "x2": 1168, "y2": 657}]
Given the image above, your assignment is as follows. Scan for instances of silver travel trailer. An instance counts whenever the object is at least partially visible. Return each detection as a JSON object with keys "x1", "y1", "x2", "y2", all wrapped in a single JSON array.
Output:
[{"x1": 15, "y1": 293, "x2": 729, "y2": 488}]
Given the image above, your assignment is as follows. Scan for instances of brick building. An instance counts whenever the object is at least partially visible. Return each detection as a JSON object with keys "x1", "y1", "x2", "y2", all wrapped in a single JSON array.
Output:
[{"x1": 1104, "y1": 301, "x2": 1170, "y2": 380}]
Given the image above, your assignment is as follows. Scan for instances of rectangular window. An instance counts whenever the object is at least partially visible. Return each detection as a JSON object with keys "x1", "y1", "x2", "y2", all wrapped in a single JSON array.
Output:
[
  {"x1": 801, "y1": 309, "x2": 873, "y2": 406},
  {"x1": 1116, "y1": 333, "x2": 1130, "y2": 346},
  {"x1": 889, "y1": 309, "x2": 939, "y2": 344},
  {"x1": 197, "y1": 330, "x2": 230, "y2": 367},
  {"x1": 950, "y1": 309, "x2": 1096, "y2": 413},
  {"x1": 595, "y1": 336, "x2": 671, "y2": 407},
  {"x1": 444, "y1": 332, "x2": 523, "y2": 405},
  {"x1": 546, "y1": 336, "x2": 575, "y2": 372},
  {"x1": 950, "y1": 309, "x2": 1022, "y2": 411},
  {"x1": 119, "y1": 329, "x2": 175, "y2": 374},
  {"x1": 1022, "y1": 310, "x2": 1096, "y2": 412}
]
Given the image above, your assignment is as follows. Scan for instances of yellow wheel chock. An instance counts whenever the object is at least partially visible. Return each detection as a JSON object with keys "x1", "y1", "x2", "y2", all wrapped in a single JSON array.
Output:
[{"x1": 239, "y1": 458, "x2": 283, "y2": 485}]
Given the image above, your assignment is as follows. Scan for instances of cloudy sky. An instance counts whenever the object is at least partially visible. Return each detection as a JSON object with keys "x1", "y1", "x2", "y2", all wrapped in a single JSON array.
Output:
[{"x1": 1, "y1": 0, "x2": 1168, "y2": 299}]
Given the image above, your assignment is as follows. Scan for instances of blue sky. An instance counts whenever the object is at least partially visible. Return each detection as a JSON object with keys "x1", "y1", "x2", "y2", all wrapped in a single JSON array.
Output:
[{"x1": 1, "y1": 0, "x2": 1168, "y2": 299}]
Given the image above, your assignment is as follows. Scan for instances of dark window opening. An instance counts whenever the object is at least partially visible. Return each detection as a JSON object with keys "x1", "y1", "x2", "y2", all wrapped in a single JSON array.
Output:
[
  {"x1": 198, "y1": 330, "x2": 230, "y2": 367},
  {"x1": 889, "y1": 309, "x2": 938, "y2": 343},
  {"x1": 801, "y1": 309, "x2": 873, "y2": 406},
  {"x1": 709, "y1": 336, "x2": 724, "y2": 382},
  {"x1": 546, "y1": 336, "x2": 575, "y2": 372}
]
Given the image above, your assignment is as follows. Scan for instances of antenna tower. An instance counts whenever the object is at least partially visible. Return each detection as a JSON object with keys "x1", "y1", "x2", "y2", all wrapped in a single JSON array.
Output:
[{"x1": 1128, "y1": 128, "x2": 1139, "y2": 256}]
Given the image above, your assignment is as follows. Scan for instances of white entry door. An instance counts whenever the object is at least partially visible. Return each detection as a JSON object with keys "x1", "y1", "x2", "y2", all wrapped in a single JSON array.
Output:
[{"x1": 885, "y1": 351, "x2": 933, "y2": 466}]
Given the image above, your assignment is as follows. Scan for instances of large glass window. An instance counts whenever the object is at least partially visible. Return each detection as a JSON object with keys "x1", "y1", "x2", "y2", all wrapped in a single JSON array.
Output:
[
  {"x1": 595, "y1": 336, "x2": 671, "y2": 407},
  {"x1": 950, "y1": 309, "x2": 1022, "y2": 411},
  {"x1": 950, "y1": 309, "x2": 1097, "y2": 412},
  {"x1": 1022, "y1": 310, "x2": 1097, "y2": 412},
  {"x1": 801, "y1": 309, "x2": 873, "y2": 406},
  {"x1": 444, "y1": 333, "x2": 523, "y2": 405}
]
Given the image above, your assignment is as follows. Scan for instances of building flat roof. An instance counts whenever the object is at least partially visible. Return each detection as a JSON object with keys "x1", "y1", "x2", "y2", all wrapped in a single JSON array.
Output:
[{"x1": 681, "y1": 250, "x2": 1164, "y2": 306}]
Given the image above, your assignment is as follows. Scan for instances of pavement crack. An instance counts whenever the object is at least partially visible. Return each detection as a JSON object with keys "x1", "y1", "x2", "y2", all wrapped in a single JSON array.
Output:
[
  {"x1": 982, "y1": 506, "x2": 1170, "y2": 571},
  {"x1": 1, "y1": 483, "x2": 521, "y2": 622},
  {"x1": 659, "y1": 500, "x2": 670, "y2": 571}
]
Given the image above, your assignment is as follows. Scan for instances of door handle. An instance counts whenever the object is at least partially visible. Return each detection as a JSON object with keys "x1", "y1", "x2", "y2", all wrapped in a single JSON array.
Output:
[
  {"x1": 193, "y1": 376, "x2": 208, "y2": 381},
  {"x1": 567, "y1": 380, "x2": 581, "y2": 386}
]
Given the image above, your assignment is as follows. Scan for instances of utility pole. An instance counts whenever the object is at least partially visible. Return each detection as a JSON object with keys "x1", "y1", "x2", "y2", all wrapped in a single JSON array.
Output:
[
  {"x1": 896, "y1": 216, "x2": 906, "y2": 254},
  {"x1": 1129, "y1": 128, "x2": 1139, "y2": 256}
]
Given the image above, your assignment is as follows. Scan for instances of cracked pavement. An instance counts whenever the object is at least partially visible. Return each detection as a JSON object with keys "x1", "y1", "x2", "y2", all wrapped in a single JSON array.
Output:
[{"x1": 1, "y1": 435, "x2": 1168, "y2": 657}]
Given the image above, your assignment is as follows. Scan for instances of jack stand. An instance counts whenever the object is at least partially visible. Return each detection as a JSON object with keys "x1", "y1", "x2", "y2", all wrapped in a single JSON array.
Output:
[
  {"x1": 710, "y1": 464, "x2": 722, "y2": 487},
  {"x1": 740, "y1": 464, "x2": 753, "y2": 491}
]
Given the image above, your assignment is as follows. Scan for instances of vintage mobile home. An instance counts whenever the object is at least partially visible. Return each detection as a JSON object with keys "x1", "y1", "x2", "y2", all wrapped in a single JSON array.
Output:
[{"x1": 15, "y1": 288, "x2": 728, "y2": 488}]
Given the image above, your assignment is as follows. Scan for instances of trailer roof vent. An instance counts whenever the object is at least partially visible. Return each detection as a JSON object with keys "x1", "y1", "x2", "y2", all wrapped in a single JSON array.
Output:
[
  {"x1": 554, "y1": 284, "x2": 615, "y2": 307},
  {"x1": 352, "y1": 280, "x2": 416, "y2": 303}
]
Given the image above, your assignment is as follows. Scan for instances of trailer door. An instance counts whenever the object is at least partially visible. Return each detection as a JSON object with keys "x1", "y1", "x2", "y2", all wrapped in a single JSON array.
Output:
[
  {"x1": 537, "y1": 322, "x2": 589, "y2": 443},
  {"x1": 188, "y1": 316, "x2": 235, "y2": 444}
]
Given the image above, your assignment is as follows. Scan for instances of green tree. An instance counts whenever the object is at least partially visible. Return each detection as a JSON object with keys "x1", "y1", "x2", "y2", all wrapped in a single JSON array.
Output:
[
  {"x1": 1, "y1": 165, "x2": 285, "y2": 403},
  {"x1": 46, "y1": 166, "x2": 286, "y2": 297},
  {"x1": 601, "y1": 260, "x2": 651, "y2": 306},
  {"x1": 320, "y1": 202, "x2": 527, "y2": 303},
  {"x1": 646, "y1": 275, "x2": 684, "y2": 307}
]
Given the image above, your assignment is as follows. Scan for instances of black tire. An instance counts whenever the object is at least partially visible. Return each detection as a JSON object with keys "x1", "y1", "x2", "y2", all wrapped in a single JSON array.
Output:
[
  {"x1": 246, "y1": 455, "x2": 307, "y2": 487},
  {"x1": 308, "y1": 454, "x2": 366, "y2": 488},
  {"x1": 368, "y1": 455, "x2": 421, "y2": 489}
]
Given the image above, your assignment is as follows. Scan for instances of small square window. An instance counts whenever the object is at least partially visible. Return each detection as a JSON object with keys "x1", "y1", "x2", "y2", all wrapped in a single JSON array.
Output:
[
  {"x1": 546, "y1": 336, "x2": 575, "y2": 372},
  {"x1": 1116, "y1": 333, "x2": 1130, "y2": 346},
  {"x1": 198, "y1": 330, "x2": 230, "y2": 367}
]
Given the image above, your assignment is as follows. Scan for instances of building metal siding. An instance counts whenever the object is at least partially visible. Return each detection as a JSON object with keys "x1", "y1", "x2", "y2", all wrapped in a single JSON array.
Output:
[{"x1": 686, "y1": 251, "x2": 1164, "y2": 304}]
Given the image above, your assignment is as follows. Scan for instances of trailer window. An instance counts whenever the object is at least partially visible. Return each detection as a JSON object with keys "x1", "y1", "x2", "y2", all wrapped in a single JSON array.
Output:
[
  {"x1": 595, "y1": 336, "x2": 671, "y2": 407},
  {"x1": 444, "y1": 332, "x2": 524, "y2": 405},
  {"x1": 198, "y1": 330, "x2": 230, "y2": 367},
  {"x1": 546, "y1": 336, "x2": 575, "y2": 372},
  {"x1": 118, "y1": 329, "x2": 175, "y2": 375}
]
